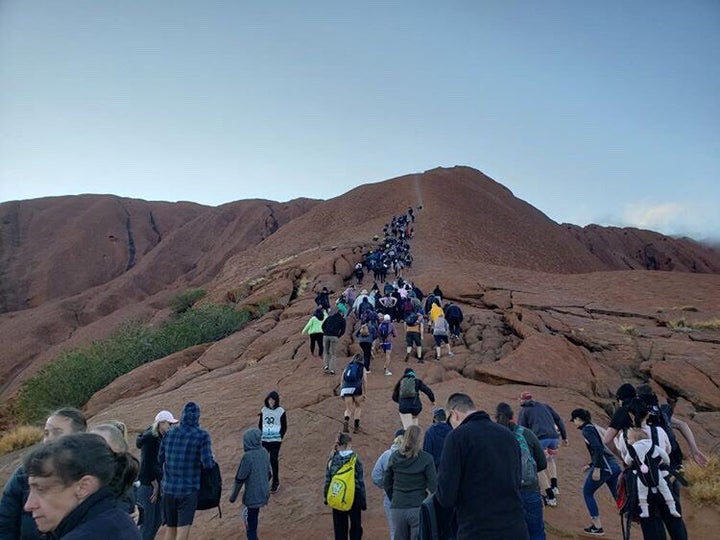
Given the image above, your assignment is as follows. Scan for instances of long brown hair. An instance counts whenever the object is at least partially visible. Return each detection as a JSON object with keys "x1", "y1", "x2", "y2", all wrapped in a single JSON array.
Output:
[{"x1": 399, "y1": 425, "x2": 422, "y2": 458}]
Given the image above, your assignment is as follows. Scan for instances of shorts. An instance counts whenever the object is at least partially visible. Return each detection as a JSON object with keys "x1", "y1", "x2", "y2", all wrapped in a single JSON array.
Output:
[
  {"x1": 163, "y1": 491, "x2": 198, "y2": 527},
  {"x1": 381, "y1": 341, "x2": 392, "y2": 352},
  {"x1": 340, "y1": 386, "x2": 363, "y2": 398},
  {"x1": 405, "y1": 332, "x2": 421, "y2": 347},
  {"x1": 540, "y1": 438, "x2": 560, "y2": 457},
  {"x1": 433, "y1": 335, "x2": 449, "y2": 347}
]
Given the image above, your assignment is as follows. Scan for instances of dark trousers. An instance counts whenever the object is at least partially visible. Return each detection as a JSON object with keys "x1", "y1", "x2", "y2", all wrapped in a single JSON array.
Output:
[
  {"x1": 639, "y1": 484, "x2": 687, "y2": 540},
  {"x1": 246, "y1": 507, "x2": 260, "y2": 540},
  {"x1": 310, "y1": 333, "x2": 324, "y2": 356},
  {"x1": 332, "y1": 505, "x2": 363, "y2": 540},
  {"x1": 262, "y1": 441, "x2": 281, "y2": 488},
  {"x1": 359, "y1": 342, "x2": 372, "y2": 370}
]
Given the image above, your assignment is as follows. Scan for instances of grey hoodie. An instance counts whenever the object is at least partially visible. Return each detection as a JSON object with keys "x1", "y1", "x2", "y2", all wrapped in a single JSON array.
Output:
[{"x1": 229, "y1": 428, "x2": 272, "y2": 509}]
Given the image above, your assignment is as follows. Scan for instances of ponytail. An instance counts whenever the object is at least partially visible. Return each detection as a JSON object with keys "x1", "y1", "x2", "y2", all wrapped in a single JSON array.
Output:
[
  {"x1": 627, "y1": 397, "x2": 649, "y2": 428},
  {"x1": 109, "y1": 452, "x2": 139, "y2": 498}
]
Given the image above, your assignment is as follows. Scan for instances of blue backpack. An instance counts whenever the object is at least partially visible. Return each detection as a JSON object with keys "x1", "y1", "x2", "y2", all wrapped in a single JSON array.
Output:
[{"x1": 343, "y1": 362, "x2": 362, "y2": 387}]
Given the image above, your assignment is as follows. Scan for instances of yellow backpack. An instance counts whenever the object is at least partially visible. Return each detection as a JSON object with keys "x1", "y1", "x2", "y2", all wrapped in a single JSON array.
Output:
[{"x1": 326, "y1": 454, "x2": 357, "y2": 511}]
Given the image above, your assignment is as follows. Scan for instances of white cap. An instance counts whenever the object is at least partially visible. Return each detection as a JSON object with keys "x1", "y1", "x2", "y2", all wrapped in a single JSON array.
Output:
[
  {"x1": 154, "y1": 410, "x2": 179, "y2": 424},
  {"x1": 383, "y1": 314, "x2": 391, "y2": 321}
]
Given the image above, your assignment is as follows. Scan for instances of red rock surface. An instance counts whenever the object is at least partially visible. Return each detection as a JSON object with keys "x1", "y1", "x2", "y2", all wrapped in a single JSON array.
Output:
[{"x1": 1, "y1": 166, "x2": 719, "y2": 538}]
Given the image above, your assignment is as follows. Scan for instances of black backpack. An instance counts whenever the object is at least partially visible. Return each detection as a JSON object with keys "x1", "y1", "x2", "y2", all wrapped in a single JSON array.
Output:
[{"x1": 197, "y1": 461, "x2": 222, "y2": 517}]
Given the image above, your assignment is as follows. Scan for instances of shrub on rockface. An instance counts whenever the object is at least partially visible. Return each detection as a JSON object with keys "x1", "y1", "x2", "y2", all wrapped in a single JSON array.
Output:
[{"x1": 14, "y1": 303, "x2": 252, "y2": 424}]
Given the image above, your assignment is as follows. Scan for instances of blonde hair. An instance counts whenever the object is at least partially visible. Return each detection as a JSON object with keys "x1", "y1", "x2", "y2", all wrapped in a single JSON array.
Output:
[{"x1": 399, "y1": 425, "x2": 422, "y2": 458}]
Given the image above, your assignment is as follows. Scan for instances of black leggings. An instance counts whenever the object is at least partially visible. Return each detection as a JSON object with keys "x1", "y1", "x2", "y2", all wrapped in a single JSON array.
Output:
[
  {"x1": 309, "y1": 333, "x2": 324, "y2": 356},
  {"x1": 359, "y1": 342, "x2": 372, "y2": 370},
  {"x1": 262, "y1": 441, "x2": 281, "y2": 487}
]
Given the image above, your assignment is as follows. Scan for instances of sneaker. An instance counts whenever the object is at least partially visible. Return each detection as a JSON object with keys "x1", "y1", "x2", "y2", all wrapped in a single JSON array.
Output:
[
  {"x1": 385, "y1": 369, "x2": 393, "y2": 376},
  {"x1": 448, "y1": 351, "x2": 454, "y2": 356},
  {"x1": 365, "y1": 370, "x2": 371, "y2": 374},
  {"x1": 353, "y1": 425, "x2": 360, "y2": 434},
  {"x1": 552, "y1": 486, "x2": 559, "y2": 496},
  {"x1": 583, "y1": 525, "x2": 604, "y2": 536},
  {"x1": 329, "y1": 370, "x2": 335, "y2": 375},
  {"x1": 546, "y1": 496, "x2": 558, "y2": 507},
  {"x1": 404, "y1": 354, "x2": 410, "y2": 363},
  {"x1": 270, "y1": 483, "x2": 279, "y2": 493},
  {"x1": 417, "y1": 358, "x2": 425, "y2": 363}
]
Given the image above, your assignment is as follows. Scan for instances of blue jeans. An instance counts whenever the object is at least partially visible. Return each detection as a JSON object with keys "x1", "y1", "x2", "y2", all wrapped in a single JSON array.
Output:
[
  {"x1": 520, "y1": 490, "x2": 546, "y2": 540},
  {"x1": 137, "y1": 484, "x2": 162, "y2": 540},
  {"x1": 583, "y1": 461, "x2": 621, "y2": 518}
]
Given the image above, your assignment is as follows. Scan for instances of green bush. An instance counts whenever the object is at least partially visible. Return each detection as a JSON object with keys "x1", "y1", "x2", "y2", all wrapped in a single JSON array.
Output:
[
  {"x1": 170, "y1": 288, "x2": 206, "y2": 314},
  {"x1": 15, "y1": 303, "x2": 252, "y2": 423}
]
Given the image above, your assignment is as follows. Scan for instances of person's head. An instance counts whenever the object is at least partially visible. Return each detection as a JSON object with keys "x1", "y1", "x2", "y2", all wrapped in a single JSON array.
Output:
[
  {"x1": 23, "y1": 433, "x2": 138, "y2": 533},
  {"x1": 432, "y1": 408, "x2": 447, "y2": 424},
  {"x1": 627, "y1": 427, "x2": 650, "y2": 445},
  {"x1": 519, "y1": 391, "x2": 533, "y2": 405},
  {"x1": 615, "y1": 383, "x2": 637, "y2": 403},
  {"x1": 265, "y1": 391, "x2": 280, "y2": 409},
  {"x1": 180, "y1": 401, "x2": 201, "y2": 427},
  {"x1": 494, "y1": 402, "x2": 514, "y2": 427},
  {"x1": 399, "y1": 425, "x2": 422, "y2": 458},
  {"x1": 570, "y1": 408, "x2": 592, "y2": 427},
  {"x1": 627, "y1": 397, "x2": 649, "y2": 428},
  {"x1": 43, "y1": 408, "x2": 87, "y2": 444},
  {"x1": 446, "y1": 393, "x2": 476, "y2": 429},
  {"x1": 152, "y1": 409, "x2": 178, "y2": 436},
  {"x1": 334, "y1": 432, "x2": 352, "y2": 452},
  {"x1": 89, "y1": 423, "x2": 128, "y2": 453}
]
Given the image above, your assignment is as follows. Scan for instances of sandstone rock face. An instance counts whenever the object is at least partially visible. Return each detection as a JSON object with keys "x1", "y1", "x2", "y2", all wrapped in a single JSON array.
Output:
[{"x1": 1, "y1": 166, "x2": 719, "y2": 539}]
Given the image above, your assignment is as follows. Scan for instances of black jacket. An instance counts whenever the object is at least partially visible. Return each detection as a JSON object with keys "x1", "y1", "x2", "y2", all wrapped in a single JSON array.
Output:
[
  {"x1": 0, "y1": 466, "x2": 42, "y2": 540},
  {"x1": 321, "y1": 312, "x2": 346, "y2": 338},
  {"x1": 436, "y1": 411, "x2": 528, "y2": 540},
  {"x1": 136, "y1": 428, "x2": 163, "y2": 485}
]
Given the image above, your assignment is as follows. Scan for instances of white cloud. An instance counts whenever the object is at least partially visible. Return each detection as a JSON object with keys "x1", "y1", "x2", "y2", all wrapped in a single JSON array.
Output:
[{"x1": 621, "y1": 201, "x2": 720, "y2": 240}]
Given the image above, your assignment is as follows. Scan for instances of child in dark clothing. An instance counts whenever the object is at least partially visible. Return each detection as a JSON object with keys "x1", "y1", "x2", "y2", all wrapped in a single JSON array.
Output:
[{"x1": 230, "y1": 428, "x2": 272, "y2": 540}]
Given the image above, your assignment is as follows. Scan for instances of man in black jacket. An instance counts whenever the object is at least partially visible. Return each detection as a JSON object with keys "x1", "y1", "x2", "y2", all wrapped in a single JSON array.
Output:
[
  {"x1": 321, "y1": 308, "x2": 346, "y2": 375},
  {"x1": 436, "y1": 393, "x2": 528, "y2": 540}
]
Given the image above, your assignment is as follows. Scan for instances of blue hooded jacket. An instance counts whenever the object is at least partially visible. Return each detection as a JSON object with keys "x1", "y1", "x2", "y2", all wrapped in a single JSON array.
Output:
[{"x1": 159, "y1": 402, "x2": 214, "y2": 496}]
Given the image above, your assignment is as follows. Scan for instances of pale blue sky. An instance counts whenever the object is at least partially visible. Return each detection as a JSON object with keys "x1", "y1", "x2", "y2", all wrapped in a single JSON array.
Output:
[{"x1": 1, "y1": 1, "x2": 718, "y2": 240}]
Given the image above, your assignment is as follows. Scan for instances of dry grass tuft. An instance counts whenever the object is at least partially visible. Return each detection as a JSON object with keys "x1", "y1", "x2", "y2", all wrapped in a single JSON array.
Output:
[
  {"x1": 693, "y1": 318, "x2": 720, "y2": 330},
  {"x1": 684, "y1": 455, "x2": 720, "y2": 506},
  {"x1": 0, "y1": 425, "x2": 43, "y2": 455},
  {"x1": 620, "y1": 325, "x2": 639, "y2": 336}
]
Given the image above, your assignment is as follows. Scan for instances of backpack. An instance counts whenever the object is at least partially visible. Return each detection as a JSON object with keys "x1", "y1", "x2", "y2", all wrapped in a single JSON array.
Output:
[
  {"x1": 624, "y1": 428, "x2": 663, "y2": 490},
  {"x1": 343, "y1": 362, "x2": 363, "y2": 387},
  {"x1": 399, "y1": 376, "x2": 418, "y2": 399},
  {"x1": 405, "y1": 312, "x2": 419, "y2": 326},
  {"x1": 379, "y1": 321, "x2": 391, "y2": 339},
  {"x1": 513, "y1": 426, "x2": 538, "y2": 488},
  {"x1": 326, "y1": 454, "x2": 357, "y2": 511},
  {"x1": 646, "y1": 401, "x2": 683, "y2": 468},
  {"x1": 359, "y1": 324, "x2": 370, "y2": 337},
  {"x1": 197, "y1": 461, "x2": 223, "y2": 517}
]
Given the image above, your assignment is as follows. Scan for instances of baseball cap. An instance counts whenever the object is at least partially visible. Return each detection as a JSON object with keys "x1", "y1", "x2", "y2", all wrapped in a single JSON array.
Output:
[
  {"x1": 154, "y1": 410, "x2": 179, "y2": 424},
  {"x1": 383, "y1": 314, "x2": 391, "y2": 321},
  {"x1": 519, "y1": 391, "x2": 533, "y2": 401}
]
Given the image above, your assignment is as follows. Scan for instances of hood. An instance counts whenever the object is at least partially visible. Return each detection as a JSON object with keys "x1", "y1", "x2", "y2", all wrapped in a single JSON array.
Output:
[
  {"x1": 264, "y1": 391, "x2": 280, "y2": 408},
  {"x1": 243, "y1": 427, "x2": 262, "y2": 451},
  {"x1": 180, "y1": 401, "x2": 201, "y2": 427}
]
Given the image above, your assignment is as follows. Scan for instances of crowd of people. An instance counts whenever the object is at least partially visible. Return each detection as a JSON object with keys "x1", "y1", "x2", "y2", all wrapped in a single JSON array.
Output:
[{"x1": 0, "y1": 204, "x2": 712, "y2": 540}]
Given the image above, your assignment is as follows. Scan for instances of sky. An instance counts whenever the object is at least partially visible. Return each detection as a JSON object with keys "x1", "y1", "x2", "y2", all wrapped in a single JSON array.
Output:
[{"x1": 1, "y1": 1, "x2": 718, "y2": 240}]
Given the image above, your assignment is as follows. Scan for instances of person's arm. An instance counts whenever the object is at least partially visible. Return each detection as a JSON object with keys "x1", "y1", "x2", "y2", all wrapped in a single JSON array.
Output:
[
  {"x1": 584, "y1": 425, "x2": 605, "y2": 469},
  {"x1": 371, "y1": 452, "x2": 387, "y2": 488},
  {"x1": 280, "y1": 411, "x2": 288, "y2": 439},
  {"x1": 425, "y1": 455, "x2": 438, "y2": 494},
  {"x1": 0, "y1": 468, "x2": 24, "y2": 539},
  {"x1": 391, "y1": 381, "x2": 400, "y2": 403},
  {"x1": 671, "y1": 416, "x2": 708, "y2": 466},
  {"x1": 419, "y1": 380, "x2": 435, "y2": 405},
  {"x1": 382, "y1": 462, "x2": 394, "y2": 501},
  {"x1": 201, "y1": 432, "x2": 214, "y2": 469},
  {"x1": 229, "y1": 459, "x2": 246, "y2": 503},
  {"x1": 258, "y1": 412, "x2": 263, "y2": 431},
  {"x1": 551, "y1": 407, "x2": 568, "y2": 443},
  {"x1": 355, "y1": 457, "x2": 367, "y2": 510},
  {"x1": 656, "y1": 446, "x2": 671, "y2": 467}
]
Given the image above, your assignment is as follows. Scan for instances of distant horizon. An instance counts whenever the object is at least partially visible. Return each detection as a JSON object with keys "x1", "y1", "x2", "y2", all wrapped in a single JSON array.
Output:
[{"x1": 2, "y1": 2, "x2": 718, "y2": 240}]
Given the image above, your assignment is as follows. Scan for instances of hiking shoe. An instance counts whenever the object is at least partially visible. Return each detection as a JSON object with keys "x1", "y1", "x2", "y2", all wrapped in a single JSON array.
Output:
[
  {"x1": 385, "y1": 369, "x2": 393, "y2": 376},
  {"x1": 353, "y1": 425, "x2": 360, "y2": 434},
  {"x1": 583, "y1": 525, "x2": 604, "y2": 536},
  {"x1": 270, "y1": 483, "x2": 279, "y2": 493},
  {"x1": 546, "y1": 496, "x2": 557, "y2": 507},
  {"x1": 404, "y1": 354, "x2": 410, "y2": 362},
  {"x1": 448, "y1": 351, "x2": 454, "y2": 356},
  {"x1": 329, "y1": 370, "x2": 335, "y2": 375},
  {"x1": 552, "y1": 486, "x2": 560, "y2": 496}
]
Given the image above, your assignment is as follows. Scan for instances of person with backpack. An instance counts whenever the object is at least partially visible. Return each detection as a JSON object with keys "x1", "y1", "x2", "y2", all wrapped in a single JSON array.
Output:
[
  {"x1": 615, "y1": 398, "x2": 688, "y2": 540},
  {"x1": 315, "y1": 287, "x2": 331, "y2": 311},
  {"x1": 383, "y1": 426, "x2": 437, "y2": 540},
  {"x1": 495, "y1": 402, "x2": 547, "y2": 540},
  {"x1": 355, "y1": 321, "x2": 376, "y2": 372},
  {"x1": 432, "y1": 314, "x2": 453, "y2": 360},
  {"x1": 624, "y1": 428, "x2": 681, "y2": 519},
  {"x1": 404, "y1": 311, "x2": 424, "y2": 363},
  {"x1": 517, "y1": 392, "x2": 568, "y2": 508},
  {"x1": 378, "y1": 314, "x2": 397, "y2": 376},
  {"x1": 324, "y1": 432, "x2": 367, "y2": 540},
  {"x1": 322, "y1": 308, "x2": 347, "y2": 375},
  {"x1": 392, "y1": 368, "x2": 436, "y2": 429},
  {"x1": 340, "y1": 355, "x2": 367, "y2": 434},
  {"x1": 258, "y1": 391, "x2": 287, "y2": 493},
  {"x1": 354, "y1": 263, "x2": 365, "y2": 285},
  {"x1": 302, "y1": 307, "x2": 327, "y2": 358},
  {"x1": 569, "y1": 408, "x2": 621, "y2": 537},
  {"x1": 229, "y1": 427, "x2": 272, "y2": 540}
]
